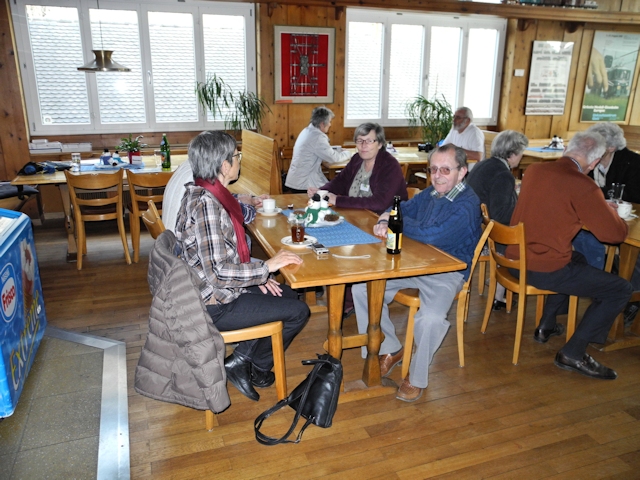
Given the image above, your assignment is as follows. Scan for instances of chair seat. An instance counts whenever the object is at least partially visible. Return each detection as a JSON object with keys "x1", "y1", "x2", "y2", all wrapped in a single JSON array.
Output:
[
  {"x1": 0, "y1": 184, "x2": 39, "y2": 199},
  {"x1": 496, "y1": 269, "x2": 558, "y2": 297}
]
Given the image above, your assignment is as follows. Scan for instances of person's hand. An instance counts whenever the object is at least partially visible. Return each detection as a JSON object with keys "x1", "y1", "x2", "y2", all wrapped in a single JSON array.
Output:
[
  {"x1": 252, "y1": 194, "x2": 270, "y2": 208},
  {"x1": 587, "y1": 48, "x2": 608, "y2": 94},
  {"x1": 265, "y1": 249, "x2": 303, "y2": 272},
  {"x1": 606, "y1": 199, "x2": 619, "y2": 210},
  {"x1": 307, "y1": 187, "x2": 318, "y2": 198},
  {"x1": 373, "y1": 212, "x2": 390, "y2": 238},
  {"x1": 259, "y1": 277, "x2": 283, "y2": 296},
  {"x1": 327, "y1": 192, "x2": 337, "y2": 205},
  {"x1": 236, "y1": 193, "x2": 252, "y2": 205}
]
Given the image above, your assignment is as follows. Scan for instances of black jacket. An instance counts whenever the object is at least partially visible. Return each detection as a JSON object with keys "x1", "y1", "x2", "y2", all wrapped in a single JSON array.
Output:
[{"x1": 589, "y1": 147, "x2": 640, "y2": 203}]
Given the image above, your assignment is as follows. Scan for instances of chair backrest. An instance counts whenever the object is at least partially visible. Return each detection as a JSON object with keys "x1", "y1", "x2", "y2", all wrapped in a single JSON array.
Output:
[
  {"x1": 406, "y1": 187, "x2": 421, "y2": 199},
  {"x1": 64, "y1": 169, "x2": 124, "y2": 217},
  {"x1": 142, "y1": 199, "x2": 166, "y2": 239},
  {"x1": 487, "y1": 219, "x2": 527, "y2": 273},
  {"x1": 127, "y1": 170, "x2": 173, "y2": 215},
  {"x1": 230, "y1": 130, "x2": 281, "y2": 196},
  {"x1": 400, "y1": 162, "x2": 409, "y2": 180},
  {"x1": 464, "y1": 220, "x2": 494, "y2": 288},
  {"x1": 480, "y1": 203, "x2": 490, "y2": 226}
]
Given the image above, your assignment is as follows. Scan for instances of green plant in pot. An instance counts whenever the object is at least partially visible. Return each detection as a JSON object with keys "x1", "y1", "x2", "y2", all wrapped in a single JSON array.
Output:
[
  {"x1": 405, "y1": 95, "x2": 453, "y2": 152},
  {"x1": 196, "y1": 74, "x2": 271, "y2": 135},
  {"x1": 117, "y1": 134, "x2": 148, "y2": 163}
]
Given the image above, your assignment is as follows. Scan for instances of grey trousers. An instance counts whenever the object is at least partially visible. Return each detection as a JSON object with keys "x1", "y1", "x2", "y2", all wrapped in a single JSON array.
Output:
[{"x1": 353, "y1": 272, "x2": 464, "y2": 389}]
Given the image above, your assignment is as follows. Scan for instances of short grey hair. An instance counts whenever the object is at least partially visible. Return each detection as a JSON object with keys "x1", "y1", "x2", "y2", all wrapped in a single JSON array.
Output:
[
  {"x1": 566, "y1": 130, "x2": 607, "y2": 164},
  {"x1": 491, "y1": 130, "x2": 529, "y2": 160},
  {"x1": 188, "y1": 130, "x2": 237, "y2": 180},
  {"x1": 353, "y1": 123, "x2": 386, "y2": 145},
  {"x1": 456, "y1": 106, "x2": 473, "y2": 122},
  {"x1": 310, "y1": 107, "x2": 335, "y2": 128},
  {"x1": 429, "y1": 143, "x2": 468, "y2": 169},
  {"x1": 586, "y1": 122, "x2": 627, "y2": 151}
]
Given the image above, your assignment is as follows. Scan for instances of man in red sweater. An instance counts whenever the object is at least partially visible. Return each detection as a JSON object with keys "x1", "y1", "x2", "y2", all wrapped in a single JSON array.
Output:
[{"x1": 508, "y1": 131, "x2": 632, "y2": 380}]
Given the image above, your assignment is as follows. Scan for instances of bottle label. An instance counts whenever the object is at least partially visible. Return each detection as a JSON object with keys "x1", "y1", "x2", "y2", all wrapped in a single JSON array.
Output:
[{"x1": 386, "y1": 230, "x2": 402, "y2": 250}]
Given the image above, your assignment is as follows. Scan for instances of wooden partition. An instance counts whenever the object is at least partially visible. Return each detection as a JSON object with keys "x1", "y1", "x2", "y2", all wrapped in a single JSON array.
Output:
[{"x1": 228, "y1": 130, "x2": 282, "y2": 197}]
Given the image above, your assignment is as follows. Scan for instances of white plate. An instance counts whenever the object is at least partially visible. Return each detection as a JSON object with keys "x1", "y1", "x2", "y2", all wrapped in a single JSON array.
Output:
[
  {"x1": 257, "y1": 207, "x2": 282, "y2": 217},
  {"x1": 280, "y1": 235, "x2": 317, "y2": 248}
]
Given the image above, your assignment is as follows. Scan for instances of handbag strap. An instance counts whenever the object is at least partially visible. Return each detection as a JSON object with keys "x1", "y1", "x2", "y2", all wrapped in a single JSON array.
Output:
[{"x1": 254, "y1": 359, "x2": 329, "y2": 445}]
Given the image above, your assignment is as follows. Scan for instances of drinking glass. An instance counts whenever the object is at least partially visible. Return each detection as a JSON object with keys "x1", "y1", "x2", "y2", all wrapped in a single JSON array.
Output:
[
  {"x1": 154, "y1": 149, "x2": 163, "y2": 168},
  {"x1": 609, "y1": 183, "x2": 626, "y2": 202},
  {"x1": 290, "y1": 216, "x2": 306, "y2": 243}
]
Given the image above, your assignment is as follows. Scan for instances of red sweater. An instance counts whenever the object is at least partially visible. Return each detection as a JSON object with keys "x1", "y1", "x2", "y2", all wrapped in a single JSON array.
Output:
[{"x1": 507, "y1": 157, "x2": 628, "y2": 272}]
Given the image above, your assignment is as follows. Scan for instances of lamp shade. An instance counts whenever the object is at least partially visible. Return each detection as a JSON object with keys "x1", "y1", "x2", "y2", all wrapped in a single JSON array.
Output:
[{"x1": 78, "y1": 50, "x2": 130, "y2": 72}]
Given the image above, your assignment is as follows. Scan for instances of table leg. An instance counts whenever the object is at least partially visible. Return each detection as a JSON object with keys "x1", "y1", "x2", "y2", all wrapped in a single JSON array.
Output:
[
  {"x1": 326, "y1": 284, "x2": 346, "y2": 360},
  {"x1": 58, "y1": 184, "x2": 78, "y2": 262},
  {"x1": 363, "y1": 279, "x2": 386, "y2": 387}
]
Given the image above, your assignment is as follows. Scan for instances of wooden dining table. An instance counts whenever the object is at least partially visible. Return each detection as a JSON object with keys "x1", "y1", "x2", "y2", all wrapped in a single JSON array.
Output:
[
  {"x1": 602, "y1": 202, "x2": 640, "y2": 350},
  {"x1": 246, "y1": 193, "x2": 467, "y2": 395},
  {"x1": 11, "y1": 156, "x2": 186, "y2": 261}
]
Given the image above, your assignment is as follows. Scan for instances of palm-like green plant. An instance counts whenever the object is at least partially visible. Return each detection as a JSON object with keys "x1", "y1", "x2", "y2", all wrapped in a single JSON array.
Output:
[
  {"x1": 196, "y1": 74, "x2": 271, "y2": 134},
  {"x1": 405, "y1": 95, "x2": 453, "y2": 148},
  {"x1": 117, "y1": 134, "x2": 147, "y2": 152}
]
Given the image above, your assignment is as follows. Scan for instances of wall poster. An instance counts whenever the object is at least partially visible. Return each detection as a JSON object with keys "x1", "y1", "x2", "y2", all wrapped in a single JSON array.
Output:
[
  {"x1": 525, "y1": 41, "x2": 574, "y2": 116},
  {"x1": 274, "y1": 26, "x2": 335, "y2": 104},
  {"x1": 581, "y1": 31, "x2": 640, "y2": 122}
]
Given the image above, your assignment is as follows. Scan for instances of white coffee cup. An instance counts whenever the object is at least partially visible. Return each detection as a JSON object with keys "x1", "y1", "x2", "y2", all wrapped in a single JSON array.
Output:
[
  {"x1": 617, "y1": 201, "x2": 632, "y2": 218},
  {"x1": 262, "y1": 198, "x2": 276, "y2": 213},
  {"x1": 317, "y1": 189, "x2": 329, "y2": 200}
]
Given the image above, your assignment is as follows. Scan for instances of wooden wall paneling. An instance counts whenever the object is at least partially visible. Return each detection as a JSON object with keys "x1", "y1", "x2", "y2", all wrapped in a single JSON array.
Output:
[
  {"x1": 568, "y1": 29, "x2": 594, "y2": 131},
  {"x1": 523, "y1": 21, "x2": 565, "y2": 139},
  {"x1": 621, "y1": 0, "x2": 640, "y2": 12},
  {"x1": 333, "y1": 14, "x2": 347, "y2": 145},
  {"x1": 498, "y1": 20, "x2": 518, "y2": 132},
  {"x1": 549, "y1": 25, "x2": 584, "y2": 137},
  {"x1": 0, "y1": 0, "x2": 30, "y2": 180}
]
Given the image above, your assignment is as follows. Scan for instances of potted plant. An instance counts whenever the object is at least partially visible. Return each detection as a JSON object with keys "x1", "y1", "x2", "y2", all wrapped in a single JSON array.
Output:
[
  {"x1": 196, "y1": 74, "x2": 271, "y2": 134},
  {"x1": 405, "y1": 95, "x2": 453, "y2": 151},
  {"x1": 117, "y1": 134, "x2": 148, "y2": 163}
]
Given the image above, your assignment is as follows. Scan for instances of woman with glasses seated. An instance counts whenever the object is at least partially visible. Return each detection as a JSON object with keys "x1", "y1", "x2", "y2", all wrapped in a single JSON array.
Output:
[
  {"x1": 175, "y1": 131, "x2": 310, "y2": 402},
  {"x1": 308, "y1": 123, "x2": 408, "y2": 215}
]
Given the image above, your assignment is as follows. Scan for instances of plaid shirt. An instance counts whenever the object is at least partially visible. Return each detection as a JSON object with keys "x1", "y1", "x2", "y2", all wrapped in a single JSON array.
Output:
[
  {"x1": 429, "y1": 180, "x2": 467, "y2": 201},
  {"x1": 175, "y1": 184, "x2": 269, "y2": 305}
]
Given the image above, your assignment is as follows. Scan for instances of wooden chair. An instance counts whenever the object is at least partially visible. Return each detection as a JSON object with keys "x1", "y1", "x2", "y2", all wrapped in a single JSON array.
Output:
[
  {"x1": 126, "y1": 170, "x2": 173, "y2": 263},
  {"x1": 141, "y1": 200, "x2": 165, "y2": 239},
  {"x1": 394, "y1": 220, "x2": 495, "y2": 370},
  {"x1": 0, "y1": 182, "x2": 45, "y2": 223},
  {"x1": 64, "y1": 170, "x2": 131, "y2": 270},
  {"x1": 406, "y1": 187, "x2": 421, "y2": 200},
  {"x1": 481, "y1": 220, "x2": 578, "y2": 364},
  {"x1": 143, "y1": 209, "x2": 288, "y2": 430},
  {"x1": 477, "y1": 203, "x2": 491, "y2": 296}
]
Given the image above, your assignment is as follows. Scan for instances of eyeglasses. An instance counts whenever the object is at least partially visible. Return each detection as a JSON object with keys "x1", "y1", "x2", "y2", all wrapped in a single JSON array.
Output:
[
  {"x1": 355, "y1": 138, "x2": 378, "y2": 145},
  {"x1": 429, "y1": 165, "x2": 460, "y2": 175},
  {"x1": 232, "y1": 152, "x2": 242, "y2": 163}
]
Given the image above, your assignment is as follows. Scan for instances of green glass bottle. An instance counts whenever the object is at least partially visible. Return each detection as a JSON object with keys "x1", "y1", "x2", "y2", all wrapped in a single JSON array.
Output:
[{"x1": 160, "y1": 133, "x2": 171, "y2": 170}]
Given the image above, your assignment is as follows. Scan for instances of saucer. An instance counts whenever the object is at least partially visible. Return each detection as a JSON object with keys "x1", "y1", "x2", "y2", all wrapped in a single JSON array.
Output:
[
  {"x1": 280, "y1": 235, "x2": 317, "y2": 248},
  {"x1": 621, "y1": 213, "x2": 638, "y2": 221},
  {"x1": 257, "y1": 207, "x2": 282, "y2": 217}
]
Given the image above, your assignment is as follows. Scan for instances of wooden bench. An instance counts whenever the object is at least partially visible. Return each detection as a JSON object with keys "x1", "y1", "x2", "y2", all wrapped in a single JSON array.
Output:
[{"x1": 228, "y1": 130, "x2": 282, "y2": 196}]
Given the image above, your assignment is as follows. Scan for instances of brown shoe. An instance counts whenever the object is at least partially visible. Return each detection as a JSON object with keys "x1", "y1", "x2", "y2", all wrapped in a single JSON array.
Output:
[
  {"x1": 396, "y1": 377, "x2": 423, "y2": 402},
  {"x1": 379, "y1": 348, "x2": 404, "y2": 377}
]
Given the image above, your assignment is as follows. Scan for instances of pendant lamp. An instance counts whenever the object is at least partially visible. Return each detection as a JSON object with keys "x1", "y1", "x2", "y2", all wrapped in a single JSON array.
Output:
[{"x1": 77, "y1": 0, "x2": 130, "y2": 72}]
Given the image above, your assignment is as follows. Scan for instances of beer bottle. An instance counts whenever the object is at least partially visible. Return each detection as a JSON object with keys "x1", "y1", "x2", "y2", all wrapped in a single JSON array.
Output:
[
  {"x1": 160, "y1": 133, "x2": 171, "y2": 170},
  {"x1": 386, "y1": 195, "x2": 403, "y2": 254}
]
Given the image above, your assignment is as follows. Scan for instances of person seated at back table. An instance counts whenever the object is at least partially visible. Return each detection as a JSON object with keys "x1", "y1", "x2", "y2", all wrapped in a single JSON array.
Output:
[
  {"x1": 441, "y1": 106, "x2": 485, "y2": 162},
  {"x1": 466, "y1": 130, "x2": 528, "y2": 310},
  {"x1": 285, "y1": 106, "x2": 351, "y2": 193},
  {"x1": 308, "y1": 122, "x2": 408, "y2": 215},
  {"x1": 352, "y1": 145, "x2": 481, "y2": 402},
  {"x1": 175, "y1": 131, "x2": 310, "y2": 402}
]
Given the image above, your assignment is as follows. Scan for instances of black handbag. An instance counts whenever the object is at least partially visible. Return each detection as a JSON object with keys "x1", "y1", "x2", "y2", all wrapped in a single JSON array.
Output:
[{"x1": 254, "y1": 354, "x2": 342, "y2": 445}]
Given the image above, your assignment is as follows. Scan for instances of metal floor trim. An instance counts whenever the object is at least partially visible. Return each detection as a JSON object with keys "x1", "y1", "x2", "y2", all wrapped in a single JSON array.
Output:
[{"x1": 45, "y1": 326, "x2": 130, "y2": 480}]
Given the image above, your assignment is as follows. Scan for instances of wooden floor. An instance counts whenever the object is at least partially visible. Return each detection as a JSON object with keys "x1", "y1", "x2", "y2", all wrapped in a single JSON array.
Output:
[{"x1": 33, "y1": 217, "x2": 640, "y2": 479}]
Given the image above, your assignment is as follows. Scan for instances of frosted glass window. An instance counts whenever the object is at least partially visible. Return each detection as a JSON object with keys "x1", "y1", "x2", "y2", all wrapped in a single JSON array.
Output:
[
  {"x1": 346, "y1": 22, "x2": 383, "y2": 120},
  {"x1": 148, "y1": 12, "x2": 198, "y2": 122},
  {"x1": 464, "y1": 28, "x2": 499, "y2": 119},
  {"x1": 427, "y1": 26, "x2": 461, "y2": 108},
  {"x1": 90, "y1": 9, "x2": 146, "y2": 124},
  {"x1": 388, "y1": 24, "x2": 424, "y2": 119},
  {"x1": 203, "y1": 14, "x2": 246, "y2": 121},
  {"x1": 26, "y1": 5, "x2": 90, "y2": 125}
]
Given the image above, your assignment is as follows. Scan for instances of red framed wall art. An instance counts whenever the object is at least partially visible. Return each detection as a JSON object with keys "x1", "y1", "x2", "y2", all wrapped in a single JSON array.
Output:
[{"x1": 274, "y1": 26, "x2": 335, "y2": 104}]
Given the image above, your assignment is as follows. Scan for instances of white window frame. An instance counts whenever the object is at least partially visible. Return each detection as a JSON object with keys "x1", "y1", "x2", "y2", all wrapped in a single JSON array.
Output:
[
  {"x1": 11, "y1": 0, "x2": 256, "y2": 135},
  {"x1": 345, "y1": 8, "x2": 506, "y2": 128}
]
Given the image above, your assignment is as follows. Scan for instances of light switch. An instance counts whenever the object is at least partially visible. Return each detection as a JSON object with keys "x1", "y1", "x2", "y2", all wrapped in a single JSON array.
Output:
[{"x1": 514, "y1": 69, "x2": 525, "y2": 77}]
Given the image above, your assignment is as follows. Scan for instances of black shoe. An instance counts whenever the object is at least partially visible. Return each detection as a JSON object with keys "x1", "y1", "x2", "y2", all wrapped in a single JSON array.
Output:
[
  {"x1": 492, "y1": 300, "x2": 507, "y2": 311},
  {"x1": 534, "y1": 323, "x2": 565, "y2": 344},
  {"x1": 251, "y1": 366, "x2": 275, "y2": 388},
  {"x1": 554, "y1": 351, "x2": 617, "y2": 380},
  {"x1": 624, "y1": 302, "x2": 639, "y2": 327},
  {"x1": 224, "y1": 353, "x2": 260, "y2": 401}
]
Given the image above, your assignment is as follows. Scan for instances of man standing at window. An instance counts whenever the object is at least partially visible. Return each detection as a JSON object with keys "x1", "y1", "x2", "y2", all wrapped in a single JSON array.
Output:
[
  {"x1": 285, "y1": 107, "x2": 352, "y2": 192},
  {"x1": 352, "y1": 145, "x2": 481, "y2": 402},
  {"x1": 442, "y1": 107, "x2": 485, "y2": 162}
]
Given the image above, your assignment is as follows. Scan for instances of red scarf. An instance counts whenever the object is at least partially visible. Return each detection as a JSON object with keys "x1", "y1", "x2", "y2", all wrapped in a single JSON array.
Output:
[{"x1": 195, "y1": 178, "x2": 250, "y2": 263}]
